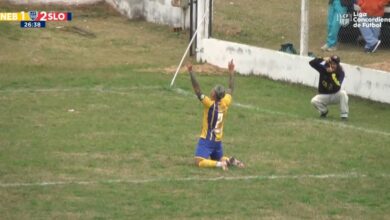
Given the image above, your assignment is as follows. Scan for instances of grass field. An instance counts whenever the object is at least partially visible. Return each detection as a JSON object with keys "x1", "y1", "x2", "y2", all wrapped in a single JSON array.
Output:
[{"x1": 1, "y1": 2, "x2": 390, "y2": 219}]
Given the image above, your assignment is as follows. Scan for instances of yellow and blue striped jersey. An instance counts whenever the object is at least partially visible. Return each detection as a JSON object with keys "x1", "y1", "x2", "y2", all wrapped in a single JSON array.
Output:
[{"x1": 199, "y1": 94, "x2": 232, "y2": 142}]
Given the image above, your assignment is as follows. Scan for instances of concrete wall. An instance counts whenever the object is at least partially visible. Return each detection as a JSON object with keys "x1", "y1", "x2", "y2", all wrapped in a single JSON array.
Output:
[
  {"x1": 144, "y1": 0, "x2": 185, "y2": 27},
  {"x1": 9, "y1": 0, "x2": 189, "y2": 27},
  {"x1": 106, "y1": 0, "x2": 144, "y2": 19},
  {"x1": 106, "y1": 0, "x2": 189, "y2": 27},
  {"x1": 200, "y1": 38, "x2": 390, "y2": 104},
  {"x1": 8, "y1": 0, "x2": 102, "y2": 4}
]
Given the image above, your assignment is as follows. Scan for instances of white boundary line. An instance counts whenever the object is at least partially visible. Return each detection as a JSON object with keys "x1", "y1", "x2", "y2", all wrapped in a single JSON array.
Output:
[
  {"x1": 173, "y1": 88, "x2": 390, "y2": 137},
  {"x1": 1, "y1": 173, "x2": 389, "y2": 188},
  {"x1": 1, "y1": 86, "x2": 389, "y2": 136},
  {"x1": 0, "y1": 86, "x2": 161, "y2": 94}
]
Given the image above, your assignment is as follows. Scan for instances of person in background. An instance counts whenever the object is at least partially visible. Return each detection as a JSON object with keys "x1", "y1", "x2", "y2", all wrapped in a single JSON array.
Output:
[
  {"x1": 357, "y1": 0, "x2": 390, "y2": 53},
  {"x1": 309, "y1": 55, "x2": 349, "y2": 120},
  {"x1": 321, "y1": 0, "x2": 349, "y2": 51}
]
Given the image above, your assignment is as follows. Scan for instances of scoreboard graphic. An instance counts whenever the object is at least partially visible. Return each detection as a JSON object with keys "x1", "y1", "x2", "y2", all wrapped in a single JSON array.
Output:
[{"x1": 0, "y1": 11, "x2": 72, "y2": 28}]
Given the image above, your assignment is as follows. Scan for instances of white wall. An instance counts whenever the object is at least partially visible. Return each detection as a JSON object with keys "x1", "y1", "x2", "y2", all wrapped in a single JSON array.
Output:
[
  {"x1": 9, "y1": 0, "x2": 189, "y2": 27},
  {"x1": 106, "y1": 0, "x2": 189, "y2": 27},
  {"x1": 144, "y1": 0, "x2": 186, "y2": 27},
  {"x1": 106, "y1": 0, "x2": 143, "y2": 19},
  {"x1": 200, "y1": 38, "x2": 390, "y2": 104}
]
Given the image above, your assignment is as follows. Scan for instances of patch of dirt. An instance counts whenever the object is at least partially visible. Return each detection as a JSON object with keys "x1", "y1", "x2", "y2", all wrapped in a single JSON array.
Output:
[
  {"x1": 163, "y1": 63, "x2": 228, "y2": 75},
  {"x1": 364, "y1": 62, "x2": 390, "y2": 72},
  {"x1": 140, "y1": 63, "x2": 229, "y2": 75},
  {"x1": 214, "y1": 23, "x2": 242, "y2": 36}
]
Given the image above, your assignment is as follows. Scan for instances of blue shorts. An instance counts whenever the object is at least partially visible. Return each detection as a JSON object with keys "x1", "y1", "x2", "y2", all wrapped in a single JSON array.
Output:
[{"x1": 195, "y1": 138, "x2": 224, "y2": 161}]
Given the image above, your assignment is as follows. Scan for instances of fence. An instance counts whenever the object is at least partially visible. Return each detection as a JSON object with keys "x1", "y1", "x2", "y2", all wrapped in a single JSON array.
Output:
[
  {"x1": 194, "y1": 0, "x2": 390, "y2": 103},
  {"x1": 211, "y1": 0, "x2": 390, "y2": 70}
]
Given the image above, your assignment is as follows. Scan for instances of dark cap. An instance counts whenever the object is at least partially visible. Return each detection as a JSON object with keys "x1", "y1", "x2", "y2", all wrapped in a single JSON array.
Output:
[
  {"x1": 214, "y1": 84, "x2": 225, "y2": 100},
  {"x1": 330, "y1": 55, "x2": 340, "y2": 64}
]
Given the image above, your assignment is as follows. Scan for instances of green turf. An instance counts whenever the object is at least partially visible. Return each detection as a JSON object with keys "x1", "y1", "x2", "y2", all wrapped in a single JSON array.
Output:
[{"x1": 0, "y1": 2, "x2": 390, "y2": 220}]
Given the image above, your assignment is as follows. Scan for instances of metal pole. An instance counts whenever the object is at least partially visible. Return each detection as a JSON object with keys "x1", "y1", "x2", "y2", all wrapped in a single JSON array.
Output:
[
  {"x1": 170, "y1": 9, "x2": 209, "y2": 88},
  {"x1": 189, "y1": 0, "x2": 193, "y2": 56},
  {"x1": 209, "y1": 0, "x2": 213, "y2": 37},
  {"x1": 194, "y1": 0, "x2": 198, "y2": 54},
  {"x1": 300, "y1": 0, "x2": 309, "y2": 56}
]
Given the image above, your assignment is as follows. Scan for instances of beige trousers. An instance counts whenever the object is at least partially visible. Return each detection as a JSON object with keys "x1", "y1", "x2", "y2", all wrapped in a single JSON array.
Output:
[{"x1": 311, "y1": 90, "x2": 349, "y2": 118}]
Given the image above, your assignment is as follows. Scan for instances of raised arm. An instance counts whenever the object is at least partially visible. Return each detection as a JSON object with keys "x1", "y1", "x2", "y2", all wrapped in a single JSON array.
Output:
[
  {"x1": 226, "y1": 59, "x2": 235, "y2": 95},
  {"x1": 309, "y1": 57, "x2": 328, "y2": 73},
  {"x1": 187, "y1": 63, "x2": 203, "y2": 100}
]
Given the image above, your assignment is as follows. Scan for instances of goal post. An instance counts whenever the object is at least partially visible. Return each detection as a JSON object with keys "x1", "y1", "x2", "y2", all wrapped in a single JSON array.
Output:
[{"x1": 300, "y1": 0, "x2": 309, "y2": 56}]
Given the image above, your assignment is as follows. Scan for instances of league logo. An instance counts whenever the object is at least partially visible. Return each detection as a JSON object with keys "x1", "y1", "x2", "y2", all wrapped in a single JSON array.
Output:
[{"x1": 29, "y1": 11, "x2": 38, "y2": 21}]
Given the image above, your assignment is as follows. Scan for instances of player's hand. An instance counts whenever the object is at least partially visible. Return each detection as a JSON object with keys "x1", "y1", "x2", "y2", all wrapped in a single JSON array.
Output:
[
  {"x1": 228, "y1": 59, "x2": 235, "y2": 74},
  {"x1": 323, "y1": 57, "x2": 331, "y2": 63},
  {"x1": 186, "y1": 63, "x2": 193, "y2": 72}
]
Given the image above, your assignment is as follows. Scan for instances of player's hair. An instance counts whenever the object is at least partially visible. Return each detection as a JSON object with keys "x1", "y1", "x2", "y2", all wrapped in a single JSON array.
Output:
[
  {"x1": 214, "y1": 84, "x2": 225, "y2": 101},
  {"x1": 330, "y1": 55, "x2": 340, "y2": 64}
]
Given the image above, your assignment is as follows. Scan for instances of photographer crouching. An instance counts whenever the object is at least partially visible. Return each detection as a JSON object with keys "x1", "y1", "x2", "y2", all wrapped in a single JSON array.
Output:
[{"x1": 309, "y1": 55, "x2": 349, "y2": 121}]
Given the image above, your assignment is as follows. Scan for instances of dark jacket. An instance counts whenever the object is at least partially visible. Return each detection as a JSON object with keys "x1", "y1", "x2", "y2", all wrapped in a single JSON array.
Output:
[{"x1": 309, "y1": 58, "x2": 345, "y2": 94}]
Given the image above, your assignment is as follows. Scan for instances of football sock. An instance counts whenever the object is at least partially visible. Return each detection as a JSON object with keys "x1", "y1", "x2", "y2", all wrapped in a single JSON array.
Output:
[{"x1": 198, "y1": 159, "x2": 218, "y2": 168}]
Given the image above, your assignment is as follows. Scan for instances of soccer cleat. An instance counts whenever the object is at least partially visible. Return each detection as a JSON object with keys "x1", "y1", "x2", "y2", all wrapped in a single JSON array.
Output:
[
  {"x1": 341, "y1": 117, "x2": 348, "y2": 121},
  {"x1": 320, "y1": 44, "x2": 329, "y2": 51},
  {"x1": 371, "y1": 40, "x2": 381, "y2": 53},
  {"x1": 365, "y1": 40, "x2": 381, "y2": 53},
  {"x1": 228, "y1": 157, "x2": 245, "y2": 168},
  {"x1": 321, "y1": 44, "x2": 337, "y2": 51},
  {"x1": 320, "y1": 111, "x2": 328, "y2": 118}
]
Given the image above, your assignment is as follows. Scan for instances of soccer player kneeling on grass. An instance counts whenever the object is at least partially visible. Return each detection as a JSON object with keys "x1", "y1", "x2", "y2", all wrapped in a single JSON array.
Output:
[
  {"x1": 309, "y1": 55, "x2": 349, "y2": 120},
  {"x1": 187, "y1": 60, "x2": 244, "y2": 171}
]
